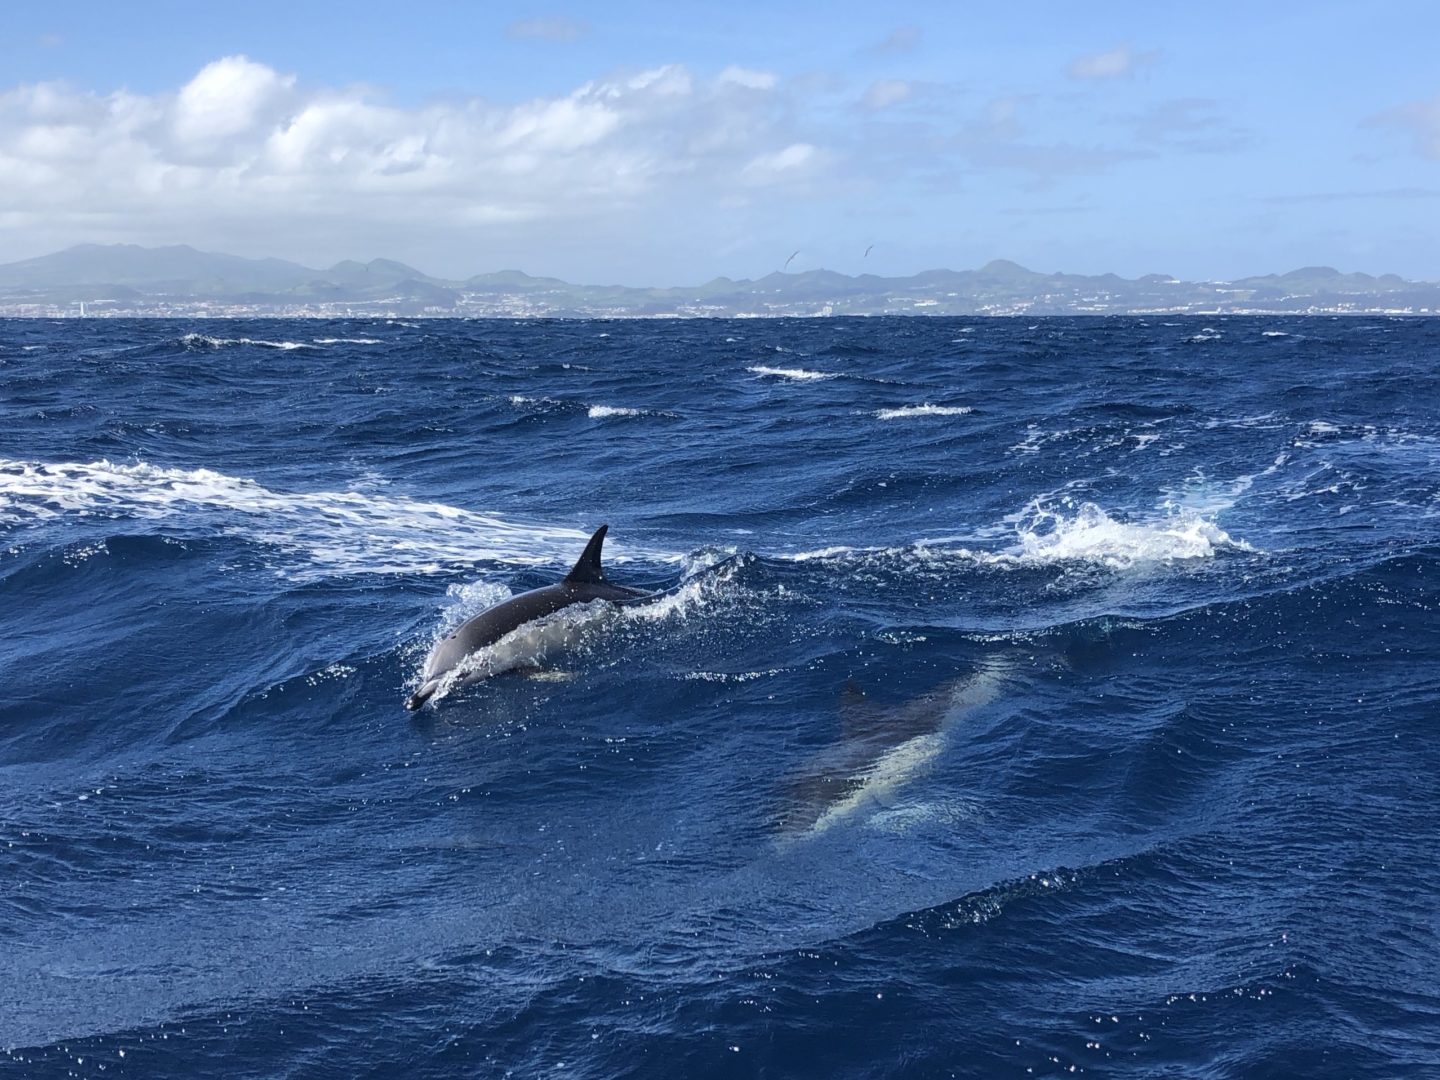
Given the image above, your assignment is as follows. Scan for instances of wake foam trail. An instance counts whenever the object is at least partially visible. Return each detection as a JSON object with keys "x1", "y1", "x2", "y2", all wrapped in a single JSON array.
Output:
[{"x1": 0, "y1": 458, "x2": 675, "y2": 579}]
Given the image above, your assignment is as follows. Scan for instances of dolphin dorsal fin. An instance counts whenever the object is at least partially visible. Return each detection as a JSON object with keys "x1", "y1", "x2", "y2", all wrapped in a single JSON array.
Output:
[{"x1": 565, "y1": 524, "x2": 609, "y2": 584}]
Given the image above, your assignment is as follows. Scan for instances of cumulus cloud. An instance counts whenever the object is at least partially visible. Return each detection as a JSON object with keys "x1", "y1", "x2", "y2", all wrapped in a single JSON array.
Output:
[
  {"x1": 173, "y1": 55, "x2": 295, "y2": 144},
  {"x1": 1368, "y1": 96, "x2": 1440, "y2": 159},
  {"x1": 862, "y1": 79, "x2": 912, "y2": 111},
  {"x1": 506, "y1": 17, "x2": 589, "y2": 42},
  {"x1": 1067, "y1": 44, "x2": 1160, "y2": 81},
  {"x1": 0, "y1": 56, "x2": 826, "y2": 262}
]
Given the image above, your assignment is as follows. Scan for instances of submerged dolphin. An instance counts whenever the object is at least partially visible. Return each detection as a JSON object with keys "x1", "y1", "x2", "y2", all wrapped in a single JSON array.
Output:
[
  {"x1": 406, "y1": 524, "x2": 649, "y2": 710},
  {"x1": 777, "y1": 662, "x2": 1011, "y2": 839}
]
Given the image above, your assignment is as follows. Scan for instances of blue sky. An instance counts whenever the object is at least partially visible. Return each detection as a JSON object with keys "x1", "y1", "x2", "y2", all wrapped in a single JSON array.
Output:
[{"x1": 3, "y1": 1, "x2": 1438, "y2": 283}]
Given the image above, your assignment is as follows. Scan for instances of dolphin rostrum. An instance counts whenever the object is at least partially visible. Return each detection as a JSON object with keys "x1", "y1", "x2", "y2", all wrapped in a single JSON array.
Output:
[{"x1": 406, "y1": 524, "x2": 649, "y2": 710}]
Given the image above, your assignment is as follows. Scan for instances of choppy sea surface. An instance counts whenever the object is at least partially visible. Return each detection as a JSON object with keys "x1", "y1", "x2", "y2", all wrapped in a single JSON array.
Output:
[{"x1": 1, "y1": 316, "x2": 1438, "y2": 1078}]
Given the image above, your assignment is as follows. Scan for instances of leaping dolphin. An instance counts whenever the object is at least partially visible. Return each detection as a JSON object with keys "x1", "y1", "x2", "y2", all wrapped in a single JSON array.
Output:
[{"x1": 406, "y1": 524, "x2": 649, "y2": 710}]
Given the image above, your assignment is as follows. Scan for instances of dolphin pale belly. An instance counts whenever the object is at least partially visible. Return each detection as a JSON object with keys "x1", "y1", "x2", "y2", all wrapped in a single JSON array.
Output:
[
  {"x1": 778, "y1": 661, "x2": 1011, "y2": 839},
  {"x1": 406, "y1": 524, "x2": 649, "y2": 710}
]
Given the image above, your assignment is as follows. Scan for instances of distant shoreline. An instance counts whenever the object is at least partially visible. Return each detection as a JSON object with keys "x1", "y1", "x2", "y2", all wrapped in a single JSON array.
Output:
[
  {"x1": 3, "y1": 246, "x2": 1436, "y2": 320},
  {"x1": 3, "y1": 310, "x2": 1436, "y2": 320}
]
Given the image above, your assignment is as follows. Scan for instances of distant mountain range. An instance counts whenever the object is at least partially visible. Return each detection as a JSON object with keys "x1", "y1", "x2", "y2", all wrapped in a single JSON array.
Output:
[{"x1": 1, "y1": 244, "x2": 1436, "y2": 317}]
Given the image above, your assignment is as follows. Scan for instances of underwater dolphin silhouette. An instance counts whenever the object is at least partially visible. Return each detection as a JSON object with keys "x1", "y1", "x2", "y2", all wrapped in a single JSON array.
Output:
[
  {"x1": 777, "y1": 662, "x2": 1011, "y2": 838},
  {"x1": 406, "y1": 524, "x2": 649, "y2": 710}
]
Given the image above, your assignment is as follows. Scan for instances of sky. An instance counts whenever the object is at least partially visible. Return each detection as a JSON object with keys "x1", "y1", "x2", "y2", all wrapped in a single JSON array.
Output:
[{"x1": 2, "y1": 0, "x2": 1438, "y2": 284}]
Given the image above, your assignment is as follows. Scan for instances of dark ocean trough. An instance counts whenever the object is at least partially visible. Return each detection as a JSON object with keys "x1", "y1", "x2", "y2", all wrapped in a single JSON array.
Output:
[{"x1": 1, "y1": 316, "x2": 1438, "y2": 1078}]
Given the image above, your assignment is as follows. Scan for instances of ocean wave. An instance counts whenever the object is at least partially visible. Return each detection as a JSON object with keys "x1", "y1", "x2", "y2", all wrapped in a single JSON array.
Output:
[
  {"x1": 747, "y1": 365, "x2": 838, "y2": 381},
  {"x1": 313, "y1": 337, "x2": 383, "y2": 345},
  {"x1": 588, "y1": 405, "x2": 645, "y2": 418},
  {"x1": 0, "y1": 458, "x2": 674, "y2": 578},
  {"x1": 874, "y1": 404, "x2": 973, "y2": 420}
]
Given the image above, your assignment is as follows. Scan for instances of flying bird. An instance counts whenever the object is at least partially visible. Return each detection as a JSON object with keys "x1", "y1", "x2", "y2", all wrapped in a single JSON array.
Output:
[
  {"x1": 864, "y1": 244, "x2": 875, "y2": 259},
  {"x1": 784, "y1": 250, "x2": 799, "y2": 270}
]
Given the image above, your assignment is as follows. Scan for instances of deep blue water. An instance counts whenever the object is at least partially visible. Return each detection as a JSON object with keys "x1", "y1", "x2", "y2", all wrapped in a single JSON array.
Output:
[{"x1": 1, "y1": 316, "x2": 1438, "y2": 1078}]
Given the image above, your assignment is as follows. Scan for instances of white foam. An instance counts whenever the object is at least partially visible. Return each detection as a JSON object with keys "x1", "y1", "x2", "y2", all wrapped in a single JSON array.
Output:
[
  {"x1": 1261, "y1": 330, "x2": 1289, "y2": 338},
  {"x1": 778, "y1": 499, "x2": 1250, "y2": 571},
  {"x1": 508, "y1": 394, "x2": 562, "y2": 408},
  {"x1": 1007, "y1": 501, "x2": 1249, "y2": 567},
  {"x1": 874, "y1": 404, "x2": 973, "y2": 421},
  {"x1": 0, "y1": 458, "x2": 673, "y2": 578},
  {"x1": 313, "y1": 337, "x2": 382, "y2": 345},
  {"x1": 747, "y1": 365, "x2": 837, "y2": 381},
  {"x1": 587, "y1": 405, "x2": 644, "y2": 419}
]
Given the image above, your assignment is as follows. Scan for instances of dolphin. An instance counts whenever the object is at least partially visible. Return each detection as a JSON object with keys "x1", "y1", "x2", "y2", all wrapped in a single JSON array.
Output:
[
  {"x1": 777, "y1": 661, "x2": 1011, "y2": 839},
  {"x1": 406, "y1": 524, "x2": 649, "y2": 710}
]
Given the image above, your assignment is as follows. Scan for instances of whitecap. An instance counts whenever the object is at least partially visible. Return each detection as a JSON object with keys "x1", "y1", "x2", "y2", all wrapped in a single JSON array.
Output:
[
  {"x1": 1005, "y1": 501, "x2": 1250, "y2": 567},
  {"x1": 874, "y1": 404, "x2": 973, "y2": 420},
  {"x1": 313, "y1": 337, "x2": 382, "y2": 345},
  {"x1": 588, "y1": 405, "x2": 645, "y2": 419},
  {"x1": 747, "y1": 365, "x2": 837, "y2": 381},
  {"x1": 180, "y1": 333, "x2": 314, "y2": 351}
]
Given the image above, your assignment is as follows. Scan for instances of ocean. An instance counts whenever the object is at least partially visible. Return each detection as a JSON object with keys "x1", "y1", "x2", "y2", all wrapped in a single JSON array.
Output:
[{"x1": 1, "y1": 316, "x2": 1437, "y2": 1078}]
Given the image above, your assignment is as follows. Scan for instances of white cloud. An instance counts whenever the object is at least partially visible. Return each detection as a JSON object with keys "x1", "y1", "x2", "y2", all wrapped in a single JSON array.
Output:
[
  {"x1": 718, "y1": 66, "x2": 779, "y2": 91},
  {"x1": 741, "y1": 142, "x2": 820, "y2": 183},
  {"x1": 862, "y1": 80, "x2": 912, "y2": 111},
  {"x1": 1067, "y1": 45, "x2": 1160, "y2": 81},
  {"x1": 174, "y1": 55, "x2": 295, "y2": 143},
  {"x1": 0, "y1": 56, "x2": 833, "y2": 262}
]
